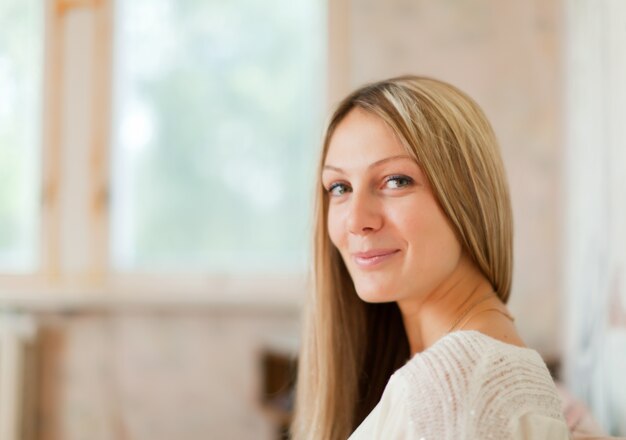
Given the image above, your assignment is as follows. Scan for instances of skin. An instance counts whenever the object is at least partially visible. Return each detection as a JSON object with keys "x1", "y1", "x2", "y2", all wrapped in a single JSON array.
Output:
[{"x1": 322, "y1": 108, "x2": 525, "y2": 355}]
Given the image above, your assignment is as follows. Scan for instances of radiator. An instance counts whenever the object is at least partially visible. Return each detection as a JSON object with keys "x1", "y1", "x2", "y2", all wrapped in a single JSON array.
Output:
[{"x1": 0, "y1": 313, "x2": 37, "y2": 440}]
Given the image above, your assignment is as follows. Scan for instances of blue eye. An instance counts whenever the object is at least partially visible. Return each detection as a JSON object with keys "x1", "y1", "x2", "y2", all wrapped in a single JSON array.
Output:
[
  {"x1": 327, "y1": 182, "x2": 350, "y2": 197},
  {"x1": 385, "y1": 175, "x2": 413, "y2": 189}
]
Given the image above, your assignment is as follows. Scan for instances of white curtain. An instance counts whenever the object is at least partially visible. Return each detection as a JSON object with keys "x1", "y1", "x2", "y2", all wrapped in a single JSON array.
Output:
[{"x1": 564, "y1": 0, "x2": 626, "y2": 435}]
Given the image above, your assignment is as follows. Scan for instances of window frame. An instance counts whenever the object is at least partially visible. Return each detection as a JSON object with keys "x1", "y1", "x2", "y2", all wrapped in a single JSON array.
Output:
[{"x1": 0, "y1": 0, "x2": 350, "y2": 309}]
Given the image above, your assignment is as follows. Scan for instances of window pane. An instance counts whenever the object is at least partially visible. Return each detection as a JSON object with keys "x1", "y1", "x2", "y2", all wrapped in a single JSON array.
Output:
[
  {"x1": 111, "y1": 0, "x2": 324, "y2": 272},
  {"x1": 0, "y1": 0, "x2": 42, "y2": 271}
]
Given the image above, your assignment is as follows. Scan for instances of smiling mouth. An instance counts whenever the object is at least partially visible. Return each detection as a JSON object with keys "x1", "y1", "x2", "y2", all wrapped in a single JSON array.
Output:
[{"x1": 352, "y1": 249, "x2": 400, "y2": 268}]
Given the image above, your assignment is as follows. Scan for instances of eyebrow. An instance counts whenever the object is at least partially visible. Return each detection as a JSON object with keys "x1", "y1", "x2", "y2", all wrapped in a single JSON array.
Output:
[{"x1": 322, "y1": 154, "x2": 415, "y2": 173}]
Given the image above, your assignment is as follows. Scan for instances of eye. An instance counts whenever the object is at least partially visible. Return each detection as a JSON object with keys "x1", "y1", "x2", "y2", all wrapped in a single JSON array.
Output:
[
  {"x1": 384, "y1": 175, "x2": 413, "y2": 189},
  {"x1": 327, "y1": 182, "x2": 351, "y2": 197}
]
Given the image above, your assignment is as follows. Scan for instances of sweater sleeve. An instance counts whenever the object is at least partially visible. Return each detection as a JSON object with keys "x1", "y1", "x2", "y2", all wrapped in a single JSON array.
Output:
[
  {"x1": 348, "y1": 331, "x2": 573, "y2": 440},
  {"x1": 466, "y1": 344, "x2": 572, "y2": 440}
]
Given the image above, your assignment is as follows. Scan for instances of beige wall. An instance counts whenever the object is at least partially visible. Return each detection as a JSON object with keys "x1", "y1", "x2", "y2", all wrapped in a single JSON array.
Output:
[{"x1": 36, "y1": 309, "x2": 298, "y2": 440}]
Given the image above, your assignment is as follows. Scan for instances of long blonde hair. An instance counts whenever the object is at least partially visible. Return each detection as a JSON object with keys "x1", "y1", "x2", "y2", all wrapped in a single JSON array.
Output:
[{"x1": 291, "y1": 76, "x2": 513, "y2": 440}]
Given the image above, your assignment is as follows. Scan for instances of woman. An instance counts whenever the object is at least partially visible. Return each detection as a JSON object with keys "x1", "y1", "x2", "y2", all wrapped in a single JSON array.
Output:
[{"x1": 291, "y1": 76, "x2": 570, "y2": 439}]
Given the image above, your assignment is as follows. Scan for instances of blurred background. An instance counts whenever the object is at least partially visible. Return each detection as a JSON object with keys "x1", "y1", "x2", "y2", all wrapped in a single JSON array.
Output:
[{"x1": 0, "y1": 0, "x2": 624, "y2": 439}]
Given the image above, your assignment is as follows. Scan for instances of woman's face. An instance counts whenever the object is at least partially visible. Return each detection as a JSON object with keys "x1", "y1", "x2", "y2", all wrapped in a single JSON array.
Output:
[{"x1": 322, "y1": 108, "x2": 463, "y2": 303}]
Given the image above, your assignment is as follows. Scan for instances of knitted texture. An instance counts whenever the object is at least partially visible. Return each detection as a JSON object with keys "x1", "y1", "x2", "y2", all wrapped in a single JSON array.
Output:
[{"x1": 350, "y1": 330, "x2": 570, "y2": 439}]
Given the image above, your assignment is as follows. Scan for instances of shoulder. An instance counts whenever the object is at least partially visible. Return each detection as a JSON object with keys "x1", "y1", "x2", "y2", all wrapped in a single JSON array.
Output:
[
  {"x1": 396, "y1": 331, "x2": 568, "y2": 438},
  {"x1": 462, "y1": 331, "x2": 564, "y2": 412},
  {"x1": 402, "y1": 329, "x2": 553, "y2": 380},
  {"x1": 399, "y1": 329, "x2": 532, "y2": 379}
]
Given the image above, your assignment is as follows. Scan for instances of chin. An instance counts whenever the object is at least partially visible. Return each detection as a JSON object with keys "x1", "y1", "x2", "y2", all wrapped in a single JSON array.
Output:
[{"x1": 354, "y1": 285, "x2": 398, "y2": 303}]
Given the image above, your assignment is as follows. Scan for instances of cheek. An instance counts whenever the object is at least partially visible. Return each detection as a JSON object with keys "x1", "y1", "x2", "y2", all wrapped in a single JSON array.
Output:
[
  {"x1": 326, "y1": 206, "x2": 344, "y2": 249},
  {"x1": 396, "y1": 198, "x2": 462, "y2": 265}
]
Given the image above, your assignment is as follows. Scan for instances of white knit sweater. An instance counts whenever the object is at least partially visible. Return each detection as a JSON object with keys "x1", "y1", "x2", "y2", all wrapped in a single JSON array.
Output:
[{"x1": 349, "y1": 330, "x2": 571, "y2": 439}]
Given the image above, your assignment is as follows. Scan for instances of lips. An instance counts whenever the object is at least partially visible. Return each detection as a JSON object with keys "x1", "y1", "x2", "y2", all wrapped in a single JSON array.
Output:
[{"x1": 351, "y1": 249, "x2": 400, "y2": 268}]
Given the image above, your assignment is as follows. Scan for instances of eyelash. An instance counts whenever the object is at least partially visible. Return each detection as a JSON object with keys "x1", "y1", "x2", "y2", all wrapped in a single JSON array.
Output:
[
  {"x1": 326, "y1": 182, "x2": 349, "y2": 197},
  {"x1": 326, "y1": 175, "x2": 414, "y2": 196},
  {"x1": 384, "y1": 174, "x2": 414, "y2": 189}
]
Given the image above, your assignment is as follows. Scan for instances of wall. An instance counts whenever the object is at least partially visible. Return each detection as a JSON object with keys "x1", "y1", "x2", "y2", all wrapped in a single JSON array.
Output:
[{"x1": 35, "y1": 308, "x2": 298, "y2": 440}]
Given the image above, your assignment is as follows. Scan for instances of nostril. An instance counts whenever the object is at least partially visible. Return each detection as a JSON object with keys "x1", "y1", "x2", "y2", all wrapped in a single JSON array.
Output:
[{"x1": 349, "y1": 224, "x2": 378, "y2": 236}]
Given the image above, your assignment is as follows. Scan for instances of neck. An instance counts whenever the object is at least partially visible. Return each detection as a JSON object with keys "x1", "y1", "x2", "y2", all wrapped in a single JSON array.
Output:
[{"x1": 397, "y1": 254, "x2": 496, "y2": 355}]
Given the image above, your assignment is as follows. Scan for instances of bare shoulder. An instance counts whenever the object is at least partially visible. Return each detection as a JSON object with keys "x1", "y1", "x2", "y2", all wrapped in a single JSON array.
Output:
[{"x1": 466, "y1": 307, "x2": 527, "y2": 349}]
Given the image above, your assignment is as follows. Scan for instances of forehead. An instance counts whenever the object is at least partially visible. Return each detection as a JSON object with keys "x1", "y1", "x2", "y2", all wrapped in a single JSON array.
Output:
[{"x1": 325, "y1": 108, "x2": 408, "y2": 167}]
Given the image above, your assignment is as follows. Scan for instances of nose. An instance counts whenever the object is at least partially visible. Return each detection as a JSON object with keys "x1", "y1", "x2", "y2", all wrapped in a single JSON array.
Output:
[{"x1": 347, "y1": 189, "x2": 383, "y2": 235}]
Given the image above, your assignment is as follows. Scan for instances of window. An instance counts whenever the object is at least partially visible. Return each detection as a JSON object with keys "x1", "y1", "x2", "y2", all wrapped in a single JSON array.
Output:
[
  {"x1": 0, "y1": 0, "x2": 326, "y2": 295},
  {"x1": 111, "y1": 0, "x2": 325, "y2": 273},
  {"x1": 0, "y1": 0, "x2": 43, "y2": 272}
]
